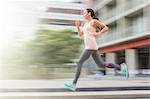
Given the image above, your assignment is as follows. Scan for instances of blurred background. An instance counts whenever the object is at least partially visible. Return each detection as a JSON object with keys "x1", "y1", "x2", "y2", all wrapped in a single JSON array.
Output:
[{"x1": 0, "y1": 0, "x2": 149, "y2": 80}]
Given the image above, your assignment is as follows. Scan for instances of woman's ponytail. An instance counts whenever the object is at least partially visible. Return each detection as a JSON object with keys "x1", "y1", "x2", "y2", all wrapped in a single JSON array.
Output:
[{"x1": 93, "y1": 15, "x2": 99, "y2": 20}]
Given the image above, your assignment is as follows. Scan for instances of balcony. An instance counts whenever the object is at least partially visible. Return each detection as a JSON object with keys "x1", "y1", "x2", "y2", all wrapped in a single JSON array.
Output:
[
  {"x1": 125, "y1": 25, "x2": 146, "y2": 37},
  {"x1": 106, "y1": 7, "x2": 117, "y2": 20},
  {"x1": 97, "y1": 10, "x2": 106, "y2": 21},
  {"x1": 102, "y1": 0, "x2": 149, "y2": 23},
  {"x1": 97, "y1": 24, "x2": 149, "y2": 46},
  {"x1": 93, "y1": 0, "x2": 113, "y2": 10},
  {"x1": 102, "y1": 0, "x2": 118, "y2": 20},
  {"x1": 92, "y1": 0, "x2": 104, "y2": 6},
  {"x1": 125, "y1": 0, "x2": 148, "y2": 11}
]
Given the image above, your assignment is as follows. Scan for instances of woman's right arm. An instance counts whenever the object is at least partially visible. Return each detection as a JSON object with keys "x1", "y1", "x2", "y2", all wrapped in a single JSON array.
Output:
[{"x1": 75, "y1": 20, "x2": 83, "y2": 37}]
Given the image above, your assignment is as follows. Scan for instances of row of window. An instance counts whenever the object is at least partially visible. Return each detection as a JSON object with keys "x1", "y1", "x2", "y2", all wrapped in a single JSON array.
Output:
[
  {"x1": 95, "y1": 0, "x2": 148, "y2": 20},
  {"x1": 94, "y1": 0, "x2": 149, "y2": 44},
  {"x1": 97, "y1": 11, "x2": 149, "y2": 44}
]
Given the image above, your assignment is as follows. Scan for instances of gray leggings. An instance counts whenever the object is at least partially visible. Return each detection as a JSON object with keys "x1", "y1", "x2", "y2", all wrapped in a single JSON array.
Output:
[{"x1": 73, "y1": 49, "x2": 120, "y2": 84}]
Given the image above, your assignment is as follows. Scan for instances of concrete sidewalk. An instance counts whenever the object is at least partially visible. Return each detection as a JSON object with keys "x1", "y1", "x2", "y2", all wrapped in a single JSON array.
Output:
[
  {"x1": 0, "y1": 76, "x2": 150, "y2": 99},
  {"x1": 0, "y1": 90, "x2": 150, "y2": 99},
  {"x1": 0, "y1": 75, "x2": 149, "y2": 89}
]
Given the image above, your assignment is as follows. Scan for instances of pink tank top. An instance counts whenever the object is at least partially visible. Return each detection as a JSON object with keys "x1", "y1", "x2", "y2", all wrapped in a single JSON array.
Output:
[{"x1": 82, "y1": 21, "x2": 98, "y2": 50}]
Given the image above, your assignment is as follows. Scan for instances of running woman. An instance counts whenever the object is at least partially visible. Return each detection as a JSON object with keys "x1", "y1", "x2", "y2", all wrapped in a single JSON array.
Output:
[{"x1": 64, "y1": 8, "x2": 129, "y2": 91}]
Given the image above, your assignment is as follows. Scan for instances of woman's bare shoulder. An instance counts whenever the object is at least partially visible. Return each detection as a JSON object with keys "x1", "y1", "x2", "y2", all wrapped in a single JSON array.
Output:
[{"x1": 90, "y1": 19, "x2": 101, "y2": 27}]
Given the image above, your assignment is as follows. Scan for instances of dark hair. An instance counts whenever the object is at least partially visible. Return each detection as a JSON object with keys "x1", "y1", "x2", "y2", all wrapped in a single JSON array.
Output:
[{"x1": 86, "y1": 8, "x2": 99, "y2": 20}]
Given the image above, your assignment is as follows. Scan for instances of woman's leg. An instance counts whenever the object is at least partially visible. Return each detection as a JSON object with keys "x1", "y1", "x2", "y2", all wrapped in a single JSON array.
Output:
[
  {"x1": 92, "y1": 51, "x2": 121, "y2": 73},
  {"x1": 104, "y1": 62, "x2": 120, "y2": 70},
  {"x1": 73, "y1": 49, "x2": 94, "y2": 84},
  {"x1": 91, "y1": 50, "x2": 106, "y2": 75}
]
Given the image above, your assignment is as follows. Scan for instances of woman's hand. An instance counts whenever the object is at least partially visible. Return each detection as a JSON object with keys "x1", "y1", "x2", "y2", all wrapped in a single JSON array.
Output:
[
  {"x1": 75, "y1": 20, "x2": 83, "y2": 37},
  {"x1": 93, "y1": 31, "x2": 103, "y2": 36},
  {"x1": 75, "y1": 20, "x2": 81, "y2": 27}
]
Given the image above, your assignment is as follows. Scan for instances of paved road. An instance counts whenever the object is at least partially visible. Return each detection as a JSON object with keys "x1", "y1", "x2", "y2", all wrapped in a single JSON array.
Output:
[{"x1": 0, "y1": 76, "x2": 149, "y2": 99}]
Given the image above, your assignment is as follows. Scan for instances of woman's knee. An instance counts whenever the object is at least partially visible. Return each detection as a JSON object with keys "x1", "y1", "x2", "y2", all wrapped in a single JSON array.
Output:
[
  {"x1": 104, "y1": 62, "x2": 110, "y2": 67},
  {"x1": 76, "y1": 61, "x2": 83, "y2": 66}
]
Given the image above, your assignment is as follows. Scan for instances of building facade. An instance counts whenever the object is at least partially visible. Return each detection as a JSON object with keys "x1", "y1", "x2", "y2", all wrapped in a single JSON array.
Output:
[{"x1": 90, "y1": 0, "x2": 150, "y2": 75}]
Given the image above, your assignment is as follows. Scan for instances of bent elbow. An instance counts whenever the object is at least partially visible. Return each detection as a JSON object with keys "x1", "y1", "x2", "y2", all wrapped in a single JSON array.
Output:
[{"x1": 105, "y1": 26, "x2": 109, "y2": 31}]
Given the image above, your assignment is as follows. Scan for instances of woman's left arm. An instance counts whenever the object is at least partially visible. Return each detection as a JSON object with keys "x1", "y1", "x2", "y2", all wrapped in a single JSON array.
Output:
[{"x1": 93, "y1": 20, "x2": 109, "y2": 36}]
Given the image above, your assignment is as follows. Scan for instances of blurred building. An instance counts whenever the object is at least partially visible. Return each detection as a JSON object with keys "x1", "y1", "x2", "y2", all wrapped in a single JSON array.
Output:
[
  {"x1": 90, "y1": 0, "x2": 150, "y2": 75},
  {"x1": 38, "y1": 1, "x2": 85, "y2": 32}
]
